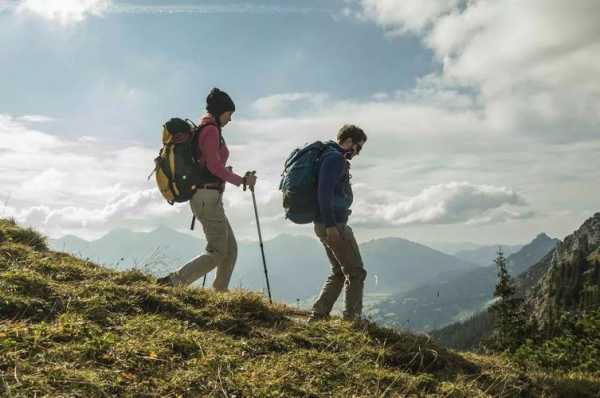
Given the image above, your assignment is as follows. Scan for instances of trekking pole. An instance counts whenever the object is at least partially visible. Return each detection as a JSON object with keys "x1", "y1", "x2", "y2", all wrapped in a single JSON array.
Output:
[
  {"x1": 190, "y1": 215, "x2": 208, "y2": 287},
  {"x1": 246, "y1": 171, "x2": 272, "y2": 304}
]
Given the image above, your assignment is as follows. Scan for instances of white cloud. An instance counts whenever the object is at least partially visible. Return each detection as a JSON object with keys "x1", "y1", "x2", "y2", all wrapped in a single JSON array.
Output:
[
  {"x1": 3, "y1": 188, "x2": 188, "y2": 238},
  {"x1": 361, "y1": 0, "x2": 459, "y2": 34},
  {"x1": 0, "y1": 125, "x2": 155, "y2": 210},
  {"x1": 252, "y1": 92, "x2": 330, "y2": 116},
  {"x1": 0, "y1": 115, "x2": 165, "y2": 237},
  {"x1": 240, "y1": 87, "x2": 598, "y2": 236},
  {"x1": 0, "y1": 114, "x2": 299, "y2": 240},
  {"x1": 0, "y1": 106, "x2": 520, "y2": 241},
  {"x1": 2, "y1": 73, "x2": 599, "y2": 244},
  {"x1": 359, "y1": 0, "x2": 600, "y2": 142},
  {"x1": 17, "y1": 115, "x2": 56, "y2": 123},
  {"x1": 25, "y1": 189, "x2": 165, "y2": 227},
  {"x1": 0, "y1": 115, "x2": 63, "y2": 153},
  {"x1": 17, "y1": 0, "x2": 111, "y2": 24},
  {"x1": 247, "y1": 82, "x2": 486, "y2": 145},
  {"x1": 352, "y1": 182, "x2": 529, "y2": 227}
]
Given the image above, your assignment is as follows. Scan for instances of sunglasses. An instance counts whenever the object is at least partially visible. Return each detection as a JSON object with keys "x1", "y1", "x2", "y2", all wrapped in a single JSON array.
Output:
[{"x1": 354, "y1": 142, "x2": 363, "y2": 155}]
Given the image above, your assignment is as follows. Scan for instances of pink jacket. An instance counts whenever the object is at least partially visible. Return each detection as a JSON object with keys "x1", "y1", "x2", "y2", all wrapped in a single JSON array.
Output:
[{"x1": 196, "y1": 115, "x2": 243, "y2": 186}]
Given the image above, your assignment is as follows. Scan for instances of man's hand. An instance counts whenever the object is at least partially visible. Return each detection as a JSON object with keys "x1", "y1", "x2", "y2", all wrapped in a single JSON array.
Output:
[
  {"x1": 326, "y1": 226, "x2": 341, "y2": 246},
  {"x1": 243, "y1": 171, "x2": 257, "y2": 191}
]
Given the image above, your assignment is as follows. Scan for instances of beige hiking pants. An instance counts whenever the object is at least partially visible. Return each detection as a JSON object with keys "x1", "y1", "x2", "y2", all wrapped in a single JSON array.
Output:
[
  {"x1": 170, "y1": 189, "x2": 237, "y2": 291},
  {"x1": 312, "y1": 223, "x2": 367, "y2": 320}
]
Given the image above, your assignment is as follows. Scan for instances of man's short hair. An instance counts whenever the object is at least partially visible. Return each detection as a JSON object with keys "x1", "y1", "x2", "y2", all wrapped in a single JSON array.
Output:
[{"x1": 337, "y1": 124, "x2": 367, "y2": 144}]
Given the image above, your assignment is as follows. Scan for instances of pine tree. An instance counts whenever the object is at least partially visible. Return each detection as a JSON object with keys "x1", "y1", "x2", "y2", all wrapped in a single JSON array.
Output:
[{"x1": 489, "y1": 248, "x2": 527, "y2": 351}]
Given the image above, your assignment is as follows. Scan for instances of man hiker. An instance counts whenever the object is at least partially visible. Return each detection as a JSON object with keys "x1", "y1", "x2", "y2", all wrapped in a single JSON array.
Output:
[
  {"x1": 157, "y1": 88, "x2": 257, "y2": 291},
  {"x1": 310, "y1": 125, "x2": 368, "y2": 322}
]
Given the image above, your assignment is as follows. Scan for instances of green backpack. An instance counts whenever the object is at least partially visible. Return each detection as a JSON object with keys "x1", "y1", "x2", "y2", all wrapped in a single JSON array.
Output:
[{"x1": 151, "y1": 118, "x2": 215, "y2": 205}]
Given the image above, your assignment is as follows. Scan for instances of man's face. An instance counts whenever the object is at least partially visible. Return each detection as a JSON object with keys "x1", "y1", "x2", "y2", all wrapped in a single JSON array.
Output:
[
  {"x1": 341, "y1": 138, "x2": 365, "y2": 160},
  {"x1": 352, "y1": 140, "x2": 365, "y2": 157}
]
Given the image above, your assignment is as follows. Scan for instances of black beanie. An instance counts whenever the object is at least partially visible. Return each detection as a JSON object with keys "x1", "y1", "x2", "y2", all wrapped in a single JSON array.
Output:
[{"x1": 206, "y1": 87, "x2": 235, "y2": 119}]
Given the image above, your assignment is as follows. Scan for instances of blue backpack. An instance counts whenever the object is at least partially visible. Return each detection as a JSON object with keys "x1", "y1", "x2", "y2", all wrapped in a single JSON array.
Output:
[{"x1": 279, "y1": 141, "x2": 336, "y2": 224}]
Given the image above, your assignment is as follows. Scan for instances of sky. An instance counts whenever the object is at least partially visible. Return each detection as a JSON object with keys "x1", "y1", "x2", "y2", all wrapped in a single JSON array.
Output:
[{"x1": 1, "y1": 0, "x2": 599, "y2": 245}]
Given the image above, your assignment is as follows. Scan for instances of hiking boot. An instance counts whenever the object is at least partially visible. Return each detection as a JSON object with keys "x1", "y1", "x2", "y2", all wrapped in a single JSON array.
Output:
[
  {"x1": 308, "y1": 312, "x2": 330, "y2": 323},
  {"x1": 346, "y1": 317, "x2": 371, "y2": 330},
  {"x1": 156, "y1": 275, "x2": 173, "y2": 287}
]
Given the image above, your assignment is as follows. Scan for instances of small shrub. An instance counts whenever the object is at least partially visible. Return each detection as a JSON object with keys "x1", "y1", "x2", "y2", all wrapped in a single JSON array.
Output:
[
  {"x1": 8, "y1": 227, "x2": 48, "y2": 252},
  {"x1": 513, "y1": 310, "x2": 600, "y2": 372}
]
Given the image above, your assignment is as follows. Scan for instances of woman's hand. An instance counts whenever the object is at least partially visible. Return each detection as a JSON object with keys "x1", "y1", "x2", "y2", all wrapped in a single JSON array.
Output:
[{"x1": 243, "y1": 171, "x2": 257, "y2": 191}]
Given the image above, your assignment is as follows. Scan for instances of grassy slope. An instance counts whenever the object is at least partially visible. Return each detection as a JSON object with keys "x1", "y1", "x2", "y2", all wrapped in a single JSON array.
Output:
[{"x1": 0, "y1": 219, "x2": 598, "y2": 397}]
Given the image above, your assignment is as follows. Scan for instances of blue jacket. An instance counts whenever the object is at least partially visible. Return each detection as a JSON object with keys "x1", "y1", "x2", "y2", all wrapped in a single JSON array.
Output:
[{"x1": 315, "y1": 142, "x2": 353, "y2": 227}]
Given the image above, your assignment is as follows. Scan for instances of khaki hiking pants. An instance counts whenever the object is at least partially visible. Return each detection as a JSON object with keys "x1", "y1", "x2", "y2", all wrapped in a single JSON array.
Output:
[
  {"x1": 312, "y1": 223, "x2": 367, "y2": 320},
  {"x1": 170, "y1": 189, "x2": 237, "y2": 291}
]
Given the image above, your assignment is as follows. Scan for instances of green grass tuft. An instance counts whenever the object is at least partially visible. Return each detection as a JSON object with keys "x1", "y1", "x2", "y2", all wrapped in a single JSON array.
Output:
[{"x1": 0, "y1": 219, "x2": 48, "y2": 251}]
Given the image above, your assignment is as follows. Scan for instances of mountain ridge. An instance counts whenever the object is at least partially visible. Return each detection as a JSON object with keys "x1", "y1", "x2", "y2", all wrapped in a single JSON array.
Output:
[
  {"x1": 454, "y1": 243, "x2": 524, "y2": 266},
  {"x1": 49, "y1": 227, "x2": 480, "y2": 303},
  {"x1": 526, "y1": 212, "x2": 600, "y2": 328}
]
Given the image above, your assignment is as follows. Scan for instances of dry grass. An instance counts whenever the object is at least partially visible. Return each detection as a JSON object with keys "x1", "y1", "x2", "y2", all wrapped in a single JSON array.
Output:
[{"x1": 1, "y1": 219, "x2": 599, "y2": 397}]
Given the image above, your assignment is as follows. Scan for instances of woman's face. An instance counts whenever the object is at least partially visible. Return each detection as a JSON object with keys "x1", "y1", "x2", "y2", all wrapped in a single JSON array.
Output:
[{"x1": 219, "y1": 111, "x2": 233, "y2": 127}]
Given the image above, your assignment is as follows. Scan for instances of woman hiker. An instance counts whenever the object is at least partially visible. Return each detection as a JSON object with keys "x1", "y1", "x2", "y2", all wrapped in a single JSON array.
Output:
[{"x1": 157, "y1": 88, "x2": 257, "y2": 291}]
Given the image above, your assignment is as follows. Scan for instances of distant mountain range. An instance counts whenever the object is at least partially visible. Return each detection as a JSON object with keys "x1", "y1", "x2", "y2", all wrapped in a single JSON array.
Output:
[
  {"x1": 423, "y1": 241, "x2": 523, "y2": 257},
  {"x1": 360, "y1": 238, "x2": 478, "y2": 292},
  {"x1": 371, "y1": 233, "x2": 559, "y2": 331},
  {"x1": 50, "y1": 226, "x2": 202, "y2": 270},
  {"x1": 49, "y1": 228, "x2": 481, "y2": 304},
  {"x1": 453, "y1": 244, "x2": 523, "y2": 266}
]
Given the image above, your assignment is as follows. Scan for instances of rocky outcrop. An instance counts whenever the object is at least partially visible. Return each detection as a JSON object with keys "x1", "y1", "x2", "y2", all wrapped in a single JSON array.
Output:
[
  {"x1": 526, "y1": 213, "x2": 600, "y2": 329},
  {"x1": 509, "y1": 233, "x2": 559, "y2": 276}
]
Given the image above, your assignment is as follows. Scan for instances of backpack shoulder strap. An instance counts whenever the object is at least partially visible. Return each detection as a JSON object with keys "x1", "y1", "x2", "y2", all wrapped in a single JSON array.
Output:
[
  {"x1": 317, "y1": 141, "x2": 339, "y2": 159},
  {"x1": 196, "y1": 121, "x2": 223, "y2": 147},
  {"x1": 192, "y1": 121, "x2": 223, "y2": 163},
  {"x1": 185, "y1": 118, "x2": 198, "y2": 129}
]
